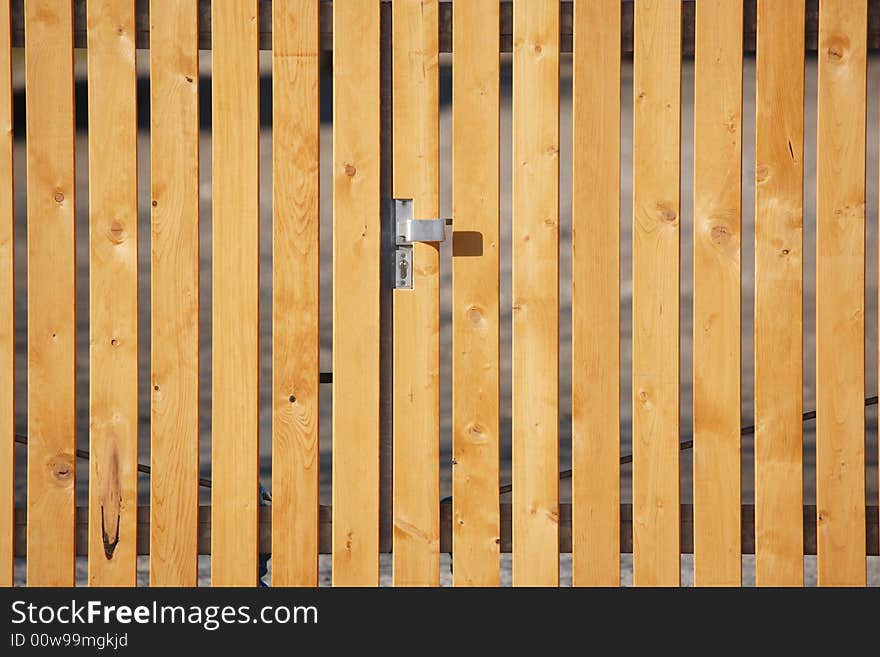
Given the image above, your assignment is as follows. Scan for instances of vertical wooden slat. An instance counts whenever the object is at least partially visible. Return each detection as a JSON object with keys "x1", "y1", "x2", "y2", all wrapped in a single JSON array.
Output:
[
  {"x1": 816, "y1": 0, "x2": 867, "y2": 587},
  {"x1": 272, "y1": 0, "x2": 320, "y2": 588},
  {"x1": 211, "y1": 0, "x2": 260, "y2": 587},
  {"x1": 693, "y1": 0, "x2": 743, "y2": 587},
  {"x1": 0, "y1": 0, "x2": 12, "y2": 589},
  {"x1": 392, "y1": 0, "x2": 440, "y2": 587},
  {"x1": 571, "y1": 0, "x2": 621, "y2": 587},
  {"x1": 451, "y1": 0, "x2": 500, "y2": 587},
  {"x1": 86, "y1": 0, "x2": 138, "y2": 587},
  {"x1": 632, "y1": 0, "x2": 681, "y2": 587},
  {"x1": 754, "y1": 0, "x2": 805, "y2": 587},
  {"x1": 25, "y1": 0, "x2": 76, "y2": 587},
  {"x1": 149, "y1": 0, "x2": 200, "y2": 587},
  {"x1": 332, "y1": 0, "x2": 381, "y2": 587},
  {"x1": 512, "y1": 0, "x2": 559, "y2": 587}
]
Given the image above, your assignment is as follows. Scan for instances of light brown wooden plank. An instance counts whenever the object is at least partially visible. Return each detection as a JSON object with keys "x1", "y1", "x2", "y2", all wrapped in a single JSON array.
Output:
[
  {"x1": 451, "y1": 0, "x2": 500, "y2": 588},
  {"x1": 211, "y1": 0, "x2": 260, "y2": 587},
  {"x1": 86, "y1": 0, "x2": 138, "y2": 587},
  {"x1": 149, "y1": 0, "x2": 200, "y2": 587},
  {"x1": 25, "y1": 0, "x2": 76, "y2": 588},
  {"x1": 754, "y1": 0, "x2": 805, "y2": 587},
  {"x1": 571, "y1": 0, "x2": 621, "y2": 587},
  {"x1": 816, "y1": 0, "x2": 867, "y2": 587},
  {"x1": 632, "y1": 0, "x2": 681, "y2": 587},
  {"x1": 392, "y1": 0, "x2": 440, "y2": 587},
  {"x1": 692, "y1": 0, "x2": 743, "y2": 587},
  {"x1": 332, "y1": 0, "x2": 380, "y2": 587},
  {"x1": 0, "y1": 0, "x2": 11, "y2": 589},
  {"x1": 272, "y1": 0, "x2": 320, "y2": 588},
  {"x1": 512, "y1": 0, "x2": 559, "y2": 587}
]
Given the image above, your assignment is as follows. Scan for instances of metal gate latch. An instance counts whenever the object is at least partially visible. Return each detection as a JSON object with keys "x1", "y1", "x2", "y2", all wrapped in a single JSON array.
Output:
[{"x1": 394, "y1": 198, "x2": 448, "y2": 289}]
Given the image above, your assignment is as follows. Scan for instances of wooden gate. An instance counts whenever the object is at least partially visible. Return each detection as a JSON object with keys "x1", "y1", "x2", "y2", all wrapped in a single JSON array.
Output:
[{"x1": 2, "y1": 0, "x2": 880, "y2": 587}]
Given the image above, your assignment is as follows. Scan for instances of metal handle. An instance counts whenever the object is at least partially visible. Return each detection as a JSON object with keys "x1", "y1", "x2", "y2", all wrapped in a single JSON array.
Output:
[{"x1": 393, "y1": 199, "x2": 449, "y2": 289}]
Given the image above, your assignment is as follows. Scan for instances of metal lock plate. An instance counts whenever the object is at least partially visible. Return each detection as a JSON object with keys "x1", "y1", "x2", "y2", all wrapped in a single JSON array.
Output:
[{"x1": 394, "y1": 199, "x2": 448, "y2": 290}]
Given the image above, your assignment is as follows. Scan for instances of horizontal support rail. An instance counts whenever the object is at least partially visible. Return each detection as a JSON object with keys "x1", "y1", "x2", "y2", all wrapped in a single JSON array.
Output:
[
  {"x1": 12, "y1": 505, "x2": 880, "y2": 557},
  {"x1": 8, "y1": 1, "x2": 880, "y2": 54}
]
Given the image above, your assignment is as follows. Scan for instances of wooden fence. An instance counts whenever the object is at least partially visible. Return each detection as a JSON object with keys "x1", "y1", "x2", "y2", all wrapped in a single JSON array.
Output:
[{"x1": 2, "y1": 0, "x2": 880, "y2": 587}]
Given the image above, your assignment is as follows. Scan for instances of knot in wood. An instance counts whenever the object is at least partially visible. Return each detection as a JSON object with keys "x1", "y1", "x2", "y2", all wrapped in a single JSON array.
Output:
[
  {"x1": 755, "y1": 164, "x2": 770, "y2": 183},
  {"x1": 468, "y1": 423, "x2": 488, "y2": 443},
  {"x1": 710, "y1": 224, "x2": 731, "y2": 246},
  {"x1": 108, "y1": 219, "x2": 125, "y2": 243},
  {"x1": 656, "y1": 205, "x2": 677, "y2": 224},
  {"x1": 49, "y1": 454, "x2": 74, "y2": 484},
  {"x1": 825, "y1": 35, "x2": 849, "y2": 63}
]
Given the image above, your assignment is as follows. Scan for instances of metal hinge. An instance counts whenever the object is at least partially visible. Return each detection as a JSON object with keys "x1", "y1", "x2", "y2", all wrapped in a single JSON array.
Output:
[{"x1": 394, "y1": 198, "x2": 449, "y2": 289}]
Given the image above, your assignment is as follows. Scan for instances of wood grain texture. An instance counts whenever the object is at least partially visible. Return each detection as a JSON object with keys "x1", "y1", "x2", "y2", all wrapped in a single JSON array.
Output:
[
  {"x1": 512, "y1": 0, "x2": 559, "y2": 587},
  {"x1": 754, "y1": 0, "x2": 805, "y2": 587},
  {"x1": 816, "y1": 0, "x2": 867, "y2": 587},
  {"x1": 392, "y1": 0, "x2": 440, "y2": 587},
  {"x1": 632, "y1": 0, "x2": 681, "y2": 587},
  {"x1": 149, "y1": 0, "x2": 200, "y2": 587},
  {"x1": 692, "y1": 0, "x2": 742, "y2": 587},
  {"x1": 25, "y1": 0, "x2": 76, "y2": 587},
  {"x1": 86, "y1": 0, "x2": 138, "y2": 587},
  {"x1": 272, "y1": 0, "x2": 320, "y2": 588},
  {"x1": 571, "y1": 0, "x2": 620, "y2": 587},
  {"x1": 451, "y1": 0, "x2": 500, "y2": 587},
  {"x1": 211, "y1": 0, "x2": 260, "y2": 587},
  {"x1": 332, "y1": 0, "x2": 380, "y2": 586},
  {"x1": 0, "y1": 0, "x2": 11, "y2": 589}
]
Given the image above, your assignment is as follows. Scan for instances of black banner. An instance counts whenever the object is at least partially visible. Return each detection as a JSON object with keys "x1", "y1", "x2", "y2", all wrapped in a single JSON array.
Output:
[{"x1": 0, "y1": 586, "x2": 872, "y2": 652}]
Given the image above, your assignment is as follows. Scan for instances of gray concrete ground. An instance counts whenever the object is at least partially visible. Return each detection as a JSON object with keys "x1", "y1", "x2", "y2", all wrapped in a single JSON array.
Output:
[{"x1": 9, "y1": 52, "x2": 880, "y2": 585}]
